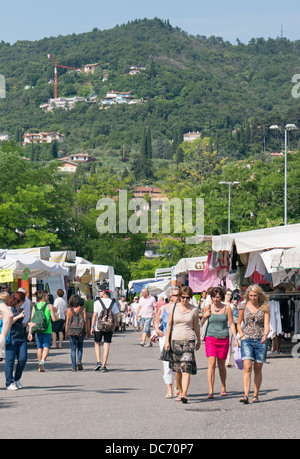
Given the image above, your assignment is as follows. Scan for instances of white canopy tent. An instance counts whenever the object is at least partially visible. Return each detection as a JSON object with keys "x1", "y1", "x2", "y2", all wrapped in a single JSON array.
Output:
[
  {"x1": 270, "y1": 246, "x2": 300, "y2": 270},
  {"x1": 174, "y1": 256, "x2": 208, "y2": 275},
  {"x1": 146, "y1": 278, "x2": 171, "y2": 296},
  {"x1": 212, "y1": 223, "x2": 300, "y2": 254},
  {"x1": 0, "y1": 252, "x2": 69, "y2": 278}
]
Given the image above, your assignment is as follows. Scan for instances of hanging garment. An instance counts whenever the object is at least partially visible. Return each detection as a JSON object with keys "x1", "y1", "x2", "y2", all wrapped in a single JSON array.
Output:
[
  {"x1": 245, "y1": 251, "x2": 266, "y2": 278},
  {"x1": 269, "y1": 300, "x2": 282, "y2": 337}
]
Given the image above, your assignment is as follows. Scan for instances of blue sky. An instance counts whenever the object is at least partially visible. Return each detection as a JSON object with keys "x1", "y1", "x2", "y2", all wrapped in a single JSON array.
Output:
[{"x1": 2, "y1": 0, "x2": 300, "y2": 44}]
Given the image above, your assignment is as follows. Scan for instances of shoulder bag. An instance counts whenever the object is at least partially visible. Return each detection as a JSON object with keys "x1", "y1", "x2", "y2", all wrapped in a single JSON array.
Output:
[{"x1": 160, "y1": 303, "x2": 176, "y2": 362}]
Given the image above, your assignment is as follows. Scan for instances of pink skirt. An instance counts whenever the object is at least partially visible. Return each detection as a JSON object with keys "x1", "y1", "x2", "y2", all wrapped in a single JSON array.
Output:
[{"x1": 205, "y1": 336, "x2": 229, "y2": 360}]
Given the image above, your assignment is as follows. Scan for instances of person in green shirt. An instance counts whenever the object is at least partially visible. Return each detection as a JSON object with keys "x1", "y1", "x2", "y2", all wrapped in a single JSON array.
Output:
[
  {"x1": 28, "y1": 290, "x2": 56, "y2": 372},
  {"x1": 83, "y1": 293, "x2": 94, "y2": 337}
]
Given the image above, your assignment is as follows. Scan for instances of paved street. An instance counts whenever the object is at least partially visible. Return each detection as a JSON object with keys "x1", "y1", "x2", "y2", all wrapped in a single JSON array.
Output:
[{"x1": 0, "y1": 327, "x2": 299, "y2": 440}]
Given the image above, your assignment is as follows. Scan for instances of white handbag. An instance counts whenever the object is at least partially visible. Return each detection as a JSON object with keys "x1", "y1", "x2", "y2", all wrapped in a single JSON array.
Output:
[{"x1": 200, "y1": 319, "x2": 209, "y2": 341}]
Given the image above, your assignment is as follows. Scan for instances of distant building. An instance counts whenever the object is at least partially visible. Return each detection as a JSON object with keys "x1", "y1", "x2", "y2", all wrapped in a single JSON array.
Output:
[
  {"x1": 83, "y1": 63, "x2": 100, "y2": 73},
  {"x1": 183, "y1": 131, "x2": 201, "y2": 142},
  {"x1": 101, "y1": 91, "x2": 133, "y2": 105},
  {"x1": 60, "y1": 153, "x2": 94, "y2": 163},
  {"x1": 128, "y1": 66, "x2": 146, "y2": 75},
  {"x1": 40, "y1": 96, "x2": 88, "y2": 112},
  {"x1": 23, "y1": 132, "x2": 64, "y2": 144},
  {"x1": 58, "y1": 160, "x2": 78, "y2": 173},
  {"x1": 0, "y1": 132, "x2": 11, "y2": 141}
]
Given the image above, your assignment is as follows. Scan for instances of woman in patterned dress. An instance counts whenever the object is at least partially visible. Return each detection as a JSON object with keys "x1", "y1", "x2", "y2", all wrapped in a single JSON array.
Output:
[{"x1": 164, "y1": 286, "x2": 200, "y2": 404}]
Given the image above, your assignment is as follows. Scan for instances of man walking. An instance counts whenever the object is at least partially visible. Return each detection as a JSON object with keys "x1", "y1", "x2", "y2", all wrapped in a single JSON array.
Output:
[
  {"x1": 91, "y1": 287, "x2": 119, "y2": 372},
  {"x1": 137, "y1": 288, "x2": 157, "y2": 347}
]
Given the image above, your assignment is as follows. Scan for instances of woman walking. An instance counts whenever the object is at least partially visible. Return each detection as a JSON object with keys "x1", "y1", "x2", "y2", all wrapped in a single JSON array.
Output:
[
  {"x1": 201, "y1": 287, "x2": 237, "y2": 398},
  {"x1": 154, "y1": 287, "x2": 179, "y2": 398},
  {"x1": 237, "y1": 284, "x2": 270, "y2": 404},
  {"x1": 65, "y1": 295, "x2": 86, "y2": 371},
  {"x1": 3, "y1": 292, "x2": 28, "y2": 390},
  {"x1": 165, "y1": 286, "x2": 200, "y2": 404},
  {"x1": 28, "y1": 290, "x2": 56, "y2": 372}
]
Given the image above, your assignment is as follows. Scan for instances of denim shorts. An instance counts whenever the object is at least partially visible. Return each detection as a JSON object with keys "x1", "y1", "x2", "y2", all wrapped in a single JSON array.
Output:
[
  {"x1": 35, "y1": 333, "x2": 52, "y2": 349},
  {"x1": 241, "y1": 338, "x2": 268, "y2": 364},
  {"x1": 142, "y1": 317, "x2": 152, "y2": 334}
]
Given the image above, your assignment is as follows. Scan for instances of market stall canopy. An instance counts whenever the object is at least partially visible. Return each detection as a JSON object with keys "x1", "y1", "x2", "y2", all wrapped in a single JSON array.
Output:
[
  {"x1": 212, "y1": 223, "x2": 300, "y2": 254},
  {"x1": 65, "y1": 262, "x2": 112, "y2": 280},
  {"x1": 174, "y1": 256, "x2": 208, "y2": 275},
  {"x1": 146, "y1": 278, "x2": 171, "y2": 296},
  {"x1": 270, "y1": 246, "x2": 300, "y2": 270},
  {"x1": 0, "y1": 252, "x2": 69, "y2": 278},
  {"x1": 128, "y1": 278, "x2": 157, "y2": 292},
  {"x1": 1, "y1": 246, "x2": 51, "y2": 260}
]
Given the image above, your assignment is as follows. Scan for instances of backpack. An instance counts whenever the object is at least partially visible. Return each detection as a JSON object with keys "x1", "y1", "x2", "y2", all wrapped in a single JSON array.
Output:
[
  {"x1": 68, "y1": 306, "x2": 85, "y2": 337},
  {"x1": 97, "y1": 299, "x2": 115, "y2": 332},
  {"x1": 31, "y1": 303, "x2": 48, "y2": 333}
]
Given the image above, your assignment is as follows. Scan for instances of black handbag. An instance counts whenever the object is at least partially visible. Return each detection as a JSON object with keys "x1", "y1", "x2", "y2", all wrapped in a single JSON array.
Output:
[{"x1": 160, "y1": 303, "x2": 176, "y2": 362}]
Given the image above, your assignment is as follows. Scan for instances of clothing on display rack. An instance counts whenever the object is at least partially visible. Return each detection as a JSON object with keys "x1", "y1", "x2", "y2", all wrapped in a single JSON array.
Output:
[{"x1": 268, "y1": 293, "x2": 300, "y2": 342}]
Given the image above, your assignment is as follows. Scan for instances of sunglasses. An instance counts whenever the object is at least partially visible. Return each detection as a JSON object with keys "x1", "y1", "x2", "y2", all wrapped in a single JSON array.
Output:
[{"x1": 181, "y1": 296, "x2": 191, "y2": 299}]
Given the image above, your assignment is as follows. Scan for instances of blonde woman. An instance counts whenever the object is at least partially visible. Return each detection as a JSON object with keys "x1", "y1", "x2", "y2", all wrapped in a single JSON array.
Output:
[{"x1": 237, "y1": 284, "x2": 270, "y2": 404}]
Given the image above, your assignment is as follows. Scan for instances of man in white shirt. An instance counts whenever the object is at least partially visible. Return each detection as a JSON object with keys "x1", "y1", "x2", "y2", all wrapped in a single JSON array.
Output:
[
  {"x1": 136, "y1": 288, "x2": 157, "y2": 347},
  {"x1": 91, "y1": 288, "x2": 119, "y2": 372}
]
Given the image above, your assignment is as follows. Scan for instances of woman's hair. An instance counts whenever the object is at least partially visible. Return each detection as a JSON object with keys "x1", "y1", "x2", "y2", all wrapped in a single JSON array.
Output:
[
  {"x1": 245, "y1": 284, "x2": 269, "y2": 313},
  {"x1": 179, "y1": 286, "x2": 193, "y2": 299},
  {"x1": 0, "y1": 292, "x2": 10, "y2": 303},
  {"x1": 57, "y1": 289, "x2": 64, "y2": 298},
  {"x1": 5, "y1": 291, "x2": 25, "y2": 308},
  {"x1": 36, "y1": 290, "x2": 48, "y2": 302},
  {"x1": 225, "y1": 289, "x2": 233, "y2": 300},
  {"x1": 166, "y1": 286, "x2": 180, "y2": 299},
  {"x1": 69, "y1": 294, "x2": 82, "y2": 308},
  {"x1": 211, "y1": 287, "x2": 225, "y2": 301}
]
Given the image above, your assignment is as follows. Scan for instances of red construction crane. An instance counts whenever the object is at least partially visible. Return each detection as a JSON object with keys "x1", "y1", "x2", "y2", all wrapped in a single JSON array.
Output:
[{"x1": 47, "y1": 54, "x2": 81, "y2": 99}]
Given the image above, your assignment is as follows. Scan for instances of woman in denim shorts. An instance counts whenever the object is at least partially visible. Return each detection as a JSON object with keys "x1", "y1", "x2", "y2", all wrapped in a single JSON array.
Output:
[{"x1": 237, "y1": 285, "x2": 270, "y2": 404}]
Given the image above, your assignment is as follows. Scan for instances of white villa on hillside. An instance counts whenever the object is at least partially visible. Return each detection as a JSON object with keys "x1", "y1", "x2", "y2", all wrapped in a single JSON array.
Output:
[
  {"x1": 23, "y1": 132, "x2": 64, "y2": 144},
  {"x1": 101, "y1": 91, "x2": 133, "y2": 105},
  {"x1": 40, "y1": 96, "x2": 87, "y2": 112},
  {"x1": 183, "y1": 131, "x2": 201, "y2": 142}
]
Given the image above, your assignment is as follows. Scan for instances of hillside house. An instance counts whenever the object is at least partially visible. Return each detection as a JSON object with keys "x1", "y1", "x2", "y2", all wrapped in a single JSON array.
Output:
[
  {"x1": 40, "y1": 96, "x2": 88, "y2": 112},
  {"x1": 183, "y1": 131, "x2": 201, "y2": 142},
  {"x1": 128, "y1": 66, "x2": 146, "y2": 75},
  {"x1": 58, "y1": 160, "x2": 78, "y2": 173},
  {"x1": 84, "y1": 63, "x2": 100, "y2": 74},
  {"x1": 60, "y1": 153, "x2": 94, "y2": 162},
  {"x1": 23, "y1": 132, "x2": 64, "y2": 144},
  {"x1": 0, "y1": 132, "x2": 11, "y2": 141},
  {"x1": 101, "y1": 91, "x2": 133, "y2": 105}
]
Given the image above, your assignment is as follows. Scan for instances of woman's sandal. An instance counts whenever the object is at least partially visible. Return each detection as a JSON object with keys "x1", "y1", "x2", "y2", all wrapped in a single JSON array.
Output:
[
  {"x1": 252, "y1": 396, "x2": 260, "y2": 403},
  {"x1": 207, "y1": 393, "x2": 214, "y2": 399},
  {"x1": 239, "y1": 396, "x2": 249, "y2": 404}
]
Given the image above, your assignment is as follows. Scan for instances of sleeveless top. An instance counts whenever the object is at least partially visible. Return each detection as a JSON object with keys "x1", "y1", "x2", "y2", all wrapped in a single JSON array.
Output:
[
  {"x1": 239, "y1": 304, "x2": 265, "y2": 339},
  {"x1": 206, "y1": 312, "x2": 229, "y2": 339},
  {"x1": 172, "y1": 306, "x2": 198, "y2": 341}
]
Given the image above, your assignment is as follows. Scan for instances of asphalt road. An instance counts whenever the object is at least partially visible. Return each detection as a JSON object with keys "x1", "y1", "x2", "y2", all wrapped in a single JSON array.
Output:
[{"x1": 0, "y1": 327, "x2": 299, "y2": 441}]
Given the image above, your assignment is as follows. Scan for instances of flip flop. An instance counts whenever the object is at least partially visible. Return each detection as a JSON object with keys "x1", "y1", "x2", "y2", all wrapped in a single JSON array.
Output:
[
  {"x1": 220, "y1": 391, "x2": 227, "y2": 396},
  {"x1": 181, "y1": 397, "x2": 188, "y2": 404},
  {"x1": 239, "y1": 396, "x2": 249, "y2": 404},
  {"x1": 175, "y1": 396, "x2": 182, "y2": 402},
  {"x1": 165, "y1": 394, "x2": 173, "y2": 399},
  {"x1": 207, "y1": 393, "x2": 214, "y2": 399}
]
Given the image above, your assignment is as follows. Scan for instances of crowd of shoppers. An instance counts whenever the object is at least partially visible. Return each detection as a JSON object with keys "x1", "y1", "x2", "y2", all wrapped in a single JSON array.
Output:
[{"x1": 0, "y1": 282, "x2": 270, "y2": 405}]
